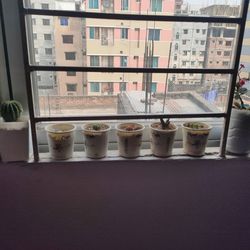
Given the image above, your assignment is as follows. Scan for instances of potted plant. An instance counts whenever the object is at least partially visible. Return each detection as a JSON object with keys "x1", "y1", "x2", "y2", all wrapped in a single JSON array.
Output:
[
  {"x1": 150, "y1": 118, "x2": 178, "y2": 157},
  {"x1": 116, "y1": 122, "x2": 145, "y2": 158},
  {"x1": 182, "y1": 121, "x2": 212, "y2": 157},
  {"x1": 227, "y1": 64, "x2": 250, "y2": 155},
  {"x1": 82, "y1": 123, "x2": 111, "y2": 159},
  {"x1": 0, "y1": 100, "x2": 29, "y2": 162},
  {"x1": 45, "y1": 123, "x2": 76, "y2": 160}
]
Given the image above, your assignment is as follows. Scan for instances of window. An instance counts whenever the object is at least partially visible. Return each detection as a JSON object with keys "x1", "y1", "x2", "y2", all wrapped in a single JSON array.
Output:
[
  {"x1": 89, "y1": 27, "x2": 100, "y2": 39},
  {"x1": 41, "y1": 3, "x2": 49, "y2": 9},
  {"x1": 90, "y1": 82, "x2": 100, "y2": 92},
  {"x1": 62, "y1": 35, "x2": 74, "y2": 44},
  {"x1": 66, "y1": 84, "x2": 77, "y2": 92},
  {"x1": 223, "y1": 61, "x2": 229, "y2": 66},
  {"x1": 101, "y1": 28, "x2": 114, "y2": 46},
  {"x1": 65, "y1": 52, "x2": 76, "y2": 60},
  {"x1": 151, "y1": 0, "x2": 162, "y2": 12},
  {"x1": 35, "y1": 48, "x2": 38, "y2": 54},
  {"x1": 152, "y1": 57, "x2": 158, "y2": 68},
  {"x1": 44, "y1": 34, "x2": 52, "y2": 40},
  {"x1": 225, "y1": 41, "x2": 232, "y2": 46},
  {"x1": 67, "y1": 72, "x2": 76, "y2": 76},
  {"x1": 45, "y1": 48, "x2": 52, "y2": 55},
  {"x1": 121, "y1": 28, "x2": 128, "y2": 39},
  {"x1": 202, "y1": 29, "x2": 206, "y2": 35},
  {"x1": 183, "y1": 29, "x2": 188, "y2": 34},
  {"x1": 60, "y1": 17, "x2": 69, "y2": 26},
  {"x1": 89, "y1": 0, "x2": 99, "y2": 9},
  {"x1": 33, "y1": 33, "x2": 37, "y2": 40},
  {"x1": 151, "y1": 82, "x2": 157, "y2": 93},
  {"x1": 200, "y1": 40, "x2": 205, "y2": 45},
  {"x1": 183, "y1": 51, "x2": 188, "y2": 56},
  {"x1": 148, "y1": 29, "x2": 160, "y2": 41},
  {"x1": 192, "y1": 50, "x2": 196, "y2": 56},
  {"x1": 120, "y1": 82, "x2": 127, "y2": 91},
  {"x1": 120, "y1": 56, "x2": 127, "y2": 67},
  {"x1": 42, "y1": 19, "x2": 50, "y2": 26},
  {"x1": 182, "y1": 40, "x2": 187, "y2": 45},
  {"x1": 176, "y1": 32, "x2": 179, "y2": 39},
  {"x1": 90, "y1": 56, "x2": 100, "y2": 66},
  {"x1": 196, "y1": 29, "x2": 200, "y2": 33},
  {"x1": 32, "y1": 18, "x2": 36, "y2": 25},
  {"x1": 224, "y1": 51, "x2": 231, "y2": 56},
  {"x1": 223, "y1": 29, "x2": 236, "y2": 38},
  {"x1": 217, "y1": 51, "x2": 222, "y2": 55},
  {"x1": 121, "y1": 0, "x2": 128, "y2": 10},
  {"x1": 101, "y1": 56, "x2": 114, "y2": 67}
]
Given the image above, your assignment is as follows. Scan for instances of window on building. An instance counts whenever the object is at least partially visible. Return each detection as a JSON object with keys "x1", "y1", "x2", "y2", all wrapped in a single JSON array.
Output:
[
  {"x1": 101, "y1": 56, "x2": 114, "y2": 67},
  {"x1": 66, "y1": 84, "x2": 77, "y2": 92},
  {"x1": 151, "y1": 0, "x2": 162, "y2": 12},
  {"x1": 199, "y1": 51, "x2": 205, "y2": 56},
  {"x1": 152, "y1": 57, "x2": 158, "y2": 68},
  {"x1": 101, "y1": 28, "x2": 114, "y2": 46},
  {"x1": 89, "y1": 27, "x2": 100, "y2": 39},
  {"x1": 90, "y1": 82, "x2": 100, "y2": 92},
  {"x1": 148, "y1": 29, "x2": 160, "y2": 40},
  {"x1": 223, "y1": 29, "x2": 236, "y2": 38},
  {"x1": 176, "y1": 32, "x2": 179, "y2": 39},
  {"x1": 37, "y1": 75, "x2": 41, "y2": 81},
  {"x1": 121, "y1": 28, "x2": 128, "y2": 39},
  {"x1": 174, "y1": 55, "x2": 177, "y2": 61},
  {"x1": 33, "y1": 33, "x2": 37, "y2": 40},
  {"x1": 121, "y1": 0, "x2": 128, "y2": 10},
  {"x1": 225, "y1": 41, "x2": 232, "y2": 46},
  {"x1": 202, "y1": 29, "x2": 206, "y2": 35},
  {"x1": 183, "y1": 51, "x2": 188, "y2": 56},
  {"x1": 32, "y1": 18, "x2": 36, "y2": 25},
  {"x1": 45, "y1": 48, "x2": 52, "y2": 55},
  {"x1": 200, "y1": 40, "x2": 205, "y2": 45},
  {"x1": 224, "y1": 51, "x2": 231, "y2": 56},
  {"x1": 44, "y1": 34, "x2": 52, "y2": 40},
  {"x1": 62, "y1": 35, "x2": 74, "y2": 44},
  {"x1": 182, "y1": 40, "x2": 187, "y2": 45},
  {"x1": 183, "y1": 29, "x2": 188, "y2": 34},
  {"x1": 67, "y1": 71, "x2": 76, "y2": 76},
  {"x1": 42, "y1": 19, "x2": 50, "y2": 26},
  {"x1": 212, "y1": 28, "x2": 222, "y2": 37},
  {"x1": 120, "y1": 56, "x2": 128, "y2": 67},
  {"x1": 217, "y1": 51, "x2": 222, "y2": 55},
  {"x1": 223, "y1": 61, "x2": 229, "y2": 66},
  {"x1": 120, "y1": 82, "x2": 127, "y2": 91},
  {"x1": 65, "y1": 52, "x2": 76, "y2": 60},
  {"x1": 89, "y1": 0, "x2": 99, "y2": 9},
  {"x1": 35, "y1": 48, "x2": 38, "y2": 54},
  {"x1": 196, "y1": 29, "x2": 200, "y2": 33},
  {"x1": 41, "y1": 3, "x2": 49, "y2": 9},
  {"x1": 60, "y1": 17, "x2": 69, "y2": 26},
  {"x1": 151, "y1": 82, "x2": 157, "y2": 93},
  {"x1": 90, "y1": 56, "x2": 100, "y2": 66},
  {"x1": 192, "y1": 50, "x2": 196, "y2": 56}
]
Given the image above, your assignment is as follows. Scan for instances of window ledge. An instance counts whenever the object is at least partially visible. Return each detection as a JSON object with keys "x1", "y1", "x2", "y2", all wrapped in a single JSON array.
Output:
[{"x1": 34, "y1": 147, "x2": 249, "y2": 163}]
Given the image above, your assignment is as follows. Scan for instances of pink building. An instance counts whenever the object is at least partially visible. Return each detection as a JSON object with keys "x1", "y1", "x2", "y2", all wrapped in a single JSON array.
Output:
[{"x1": 83, "y1": 0, "x2": 175, "y2": 96}]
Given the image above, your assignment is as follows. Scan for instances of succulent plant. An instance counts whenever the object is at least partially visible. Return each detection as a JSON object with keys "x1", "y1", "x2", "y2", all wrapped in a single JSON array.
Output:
[{"x1": 0, "y1": 100, "x2": 23, "y2": 122}]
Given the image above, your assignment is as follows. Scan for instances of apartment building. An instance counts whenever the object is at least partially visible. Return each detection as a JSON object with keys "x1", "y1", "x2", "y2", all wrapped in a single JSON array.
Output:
[
  {"x1": 54, "y1": 0, "x2": 86, "y2": 96},
  {"x1": 201, "y1": 5, "x2": 240, "y2": 90},
  {"x1": 169, "y1": 21, "x2": 208, "y2": 91},
  {"x1": 31, "y1": 0, "x2": 56, "y2": 96},
  {"x1": 83, "y1": 0, "x2": 175, "y2": 96}
]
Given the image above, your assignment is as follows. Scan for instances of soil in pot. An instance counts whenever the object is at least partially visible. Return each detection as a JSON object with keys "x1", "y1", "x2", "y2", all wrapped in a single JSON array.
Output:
[
  {"x1": 150, "y1": 122, "x2": 178, "y2": 157},
  {"x1": 82, "y1": 123, "x2": 111, "y2": 159},
  {"x1": 117, "y1": 123, "x2": 144, "y2": 158},
  {"x1": 46, "y1": 123, "x2": 76, "y2": 160},
  {"x1": 182, "y1": 122, "x2": 212, "y2": 157}
]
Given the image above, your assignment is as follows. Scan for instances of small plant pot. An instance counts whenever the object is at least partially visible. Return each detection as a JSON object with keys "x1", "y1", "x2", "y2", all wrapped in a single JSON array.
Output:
[
  {"x1": 46, "y1": 123, "x2": 76, "y2": 160},
  {"x1": 150, "y1": 122, "x2": 178, "y2": 157},
  {"x1": 82, "y1": 123, "x2": 111, "y2": 159},
  {"x1": 182, "y1": 122, "x2": 212, "y2": 157},
  {"x1": 116, "y1": 122, "x2": 145, "y2": 158}
]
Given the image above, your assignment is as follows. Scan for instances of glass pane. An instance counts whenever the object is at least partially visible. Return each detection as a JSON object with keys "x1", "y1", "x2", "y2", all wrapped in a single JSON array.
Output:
[
  {"x1": 32, "y1": 72, "x2": 230, "y2": 117},
  {"x1": 27, "y1": 16, "x2": 239, "y2": 69},
  {"x1": 24, "y1": 0, "x2": 243, "y2": 18}
]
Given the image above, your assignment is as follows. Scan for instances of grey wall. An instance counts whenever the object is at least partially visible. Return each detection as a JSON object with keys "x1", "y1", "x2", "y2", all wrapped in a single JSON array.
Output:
[{"x1": 0, "y1": 159, "x2": 249, "y2": 250}]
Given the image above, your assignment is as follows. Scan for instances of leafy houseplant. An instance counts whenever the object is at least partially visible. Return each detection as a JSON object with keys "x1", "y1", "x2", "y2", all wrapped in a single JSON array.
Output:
[
  {"x1": 150, "y1": 118, "x2": 178, "y2": 157},
  {"x1": 0, "y1": 100, "x2": 29, "y2": 162},
  {"x1": 182, "y1": 121, "x2": 212, "y2": 157},
  {"x1": 116, "y1": 122, "x2": 144, "y2": 158},
  {"x1": 227, "y1": 64, "x2": 250, "y2": 155},
  {"x1": 82, "y1": 123, "x2": 111, "y2": 159}
]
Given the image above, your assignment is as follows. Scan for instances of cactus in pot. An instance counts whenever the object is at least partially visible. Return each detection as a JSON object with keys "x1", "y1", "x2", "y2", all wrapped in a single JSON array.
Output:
[{"x1": 0, "y1": 100, "x2": 23, "y2": 122}]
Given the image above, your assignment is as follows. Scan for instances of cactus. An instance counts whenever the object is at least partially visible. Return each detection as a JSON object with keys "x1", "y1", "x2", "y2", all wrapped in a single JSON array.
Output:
[{"x1": 0, "y1": 100, "x2": 23, "y2": 122}]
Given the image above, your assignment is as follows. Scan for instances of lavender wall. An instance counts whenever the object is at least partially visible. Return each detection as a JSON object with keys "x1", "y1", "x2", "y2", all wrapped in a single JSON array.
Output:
[{"x1": 0, "y1": 159, "x2": 249, "y2": 250}]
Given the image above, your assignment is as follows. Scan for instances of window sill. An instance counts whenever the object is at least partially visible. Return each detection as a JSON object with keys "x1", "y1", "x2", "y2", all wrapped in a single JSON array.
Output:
[{"x1": 34, "y1": 147, "x2": 249, "y2": 163}]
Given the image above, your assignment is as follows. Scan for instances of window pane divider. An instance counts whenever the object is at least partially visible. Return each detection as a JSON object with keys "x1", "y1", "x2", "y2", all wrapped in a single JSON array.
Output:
[
  {"x1": 23, "y1": 8, "x2": 242, "y2": 24},
  {"x1": 30, "y1": 66, "x2": 234, "y2": 74}
]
